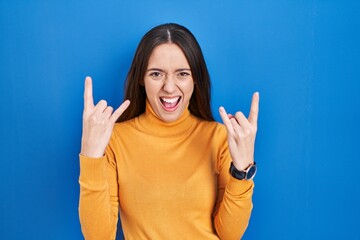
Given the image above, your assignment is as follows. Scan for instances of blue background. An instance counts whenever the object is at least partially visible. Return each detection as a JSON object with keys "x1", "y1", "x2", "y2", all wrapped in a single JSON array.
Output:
[{"x1": 1, "y1": 0, "x2": 359, "y2": 239}]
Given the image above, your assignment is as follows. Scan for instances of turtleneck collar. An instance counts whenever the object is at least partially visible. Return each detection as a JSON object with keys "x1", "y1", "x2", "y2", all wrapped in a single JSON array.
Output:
[{"x1": 137, "y1": 100, "x2": 196, "y2": 137}]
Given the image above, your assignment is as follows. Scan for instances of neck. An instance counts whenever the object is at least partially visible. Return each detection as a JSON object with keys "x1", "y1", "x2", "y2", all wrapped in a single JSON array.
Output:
[{"x1": 137, "y1": 100, "x2": 196, "y2": 136}]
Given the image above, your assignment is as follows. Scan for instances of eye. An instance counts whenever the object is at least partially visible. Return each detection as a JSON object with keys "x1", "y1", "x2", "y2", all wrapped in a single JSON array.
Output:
[
  {"x1": 149, "y1": 71, "x2": 163, "y2": 79},
  {"x1": 178, "y1": 72, "x2": 191, "y2": 78}
]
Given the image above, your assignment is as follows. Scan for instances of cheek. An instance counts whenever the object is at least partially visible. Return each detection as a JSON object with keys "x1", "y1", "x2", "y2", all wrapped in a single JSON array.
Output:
[
  {"x1": 184, "y1": 82, "x2": 195, "y2": 98},
  {"x1": 144, "y1": 80, "x2": 159, "y2": 97},
  {"x1": 189, "y1": 85, "x2": 195, "y2": 97},
  {"x1": 178, "y1": 78, "x2": 194, "y2": 95}
]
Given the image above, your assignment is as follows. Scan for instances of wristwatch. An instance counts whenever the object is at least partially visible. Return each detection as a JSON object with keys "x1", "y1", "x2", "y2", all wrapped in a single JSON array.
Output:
[{"x1": 229, "y1": 162, "x2": 257, "y2": 180}]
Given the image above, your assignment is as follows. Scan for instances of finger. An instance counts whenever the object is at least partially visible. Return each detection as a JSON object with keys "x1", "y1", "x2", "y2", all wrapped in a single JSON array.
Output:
[
  {"x1": 109, "y1": 100, "x2": 131, "y2": 123},
  {"x1": 103, "y1": 106, "x2": 114, "y2": 119},
  {"x1": 84, "y1": 76, "x2": 94, "y2": 109},
  {"x1": 219, "y1": 106, "x2": 235, "y2": 135},
  {"x1": 230, "y1": 117, "x2": 242, "y2": 135},
  {"x1": 234, "y1": 111, "x2": 251, "y2": 128},
  {"x1": 248, "y1": 92, "x2": 259, "y2": 126},
  {"x1": 93, "y1": 100, "x2": 108, "y2": 114}
]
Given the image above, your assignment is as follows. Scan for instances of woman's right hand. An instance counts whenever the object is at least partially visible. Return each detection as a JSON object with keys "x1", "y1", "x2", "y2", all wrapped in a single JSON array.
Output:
[{"x1": 80, "y1": 76, "x2": 130, "y2": 158}]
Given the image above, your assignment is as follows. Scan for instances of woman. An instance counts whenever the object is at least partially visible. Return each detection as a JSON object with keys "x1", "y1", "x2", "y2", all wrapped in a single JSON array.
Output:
[{"x1": 79, "y1": 23, "x2": 259, "y2": 240}]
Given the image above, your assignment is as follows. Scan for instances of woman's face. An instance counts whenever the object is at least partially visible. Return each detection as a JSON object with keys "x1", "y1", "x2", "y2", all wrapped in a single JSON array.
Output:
[{"x1": 144, "y1": 43, "x2": 194, "y2": 122}]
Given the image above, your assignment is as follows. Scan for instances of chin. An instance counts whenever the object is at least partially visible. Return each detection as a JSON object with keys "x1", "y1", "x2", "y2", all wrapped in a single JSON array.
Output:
[{"x1": 159, "y1": 112, "x2": 181, "y2": 122}]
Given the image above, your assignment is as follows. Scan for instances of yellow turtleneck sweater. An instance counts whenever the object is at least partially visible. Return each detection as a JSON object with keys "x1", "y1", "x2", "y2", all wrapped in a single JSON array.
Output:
[{"x1": 79, "y1": 102, "x2": 254, "y2": 240}]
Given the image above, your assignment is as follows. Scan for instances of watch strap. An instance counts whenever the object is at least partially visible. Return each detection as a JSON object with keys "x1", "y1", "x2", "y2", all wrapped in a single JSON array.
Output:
[
  {"x1": 229, "y1": 162, "x2": 246, "y2": 180},
  {"x1": 229, "y1": 162, "x2": 257, "y2": 180}
]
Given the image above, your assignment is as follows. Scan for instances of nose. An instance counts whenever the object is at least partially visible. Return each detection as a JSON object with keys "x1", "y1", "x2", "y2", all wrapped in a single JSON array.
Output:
[{"x1": 163, "y1": 75, "x2": 176, "y2": 93}]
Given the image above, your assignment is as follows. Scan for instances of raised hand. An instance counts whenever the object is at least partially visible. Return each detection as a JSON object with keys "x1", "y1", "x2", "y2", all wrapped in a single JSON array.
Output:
[
  {"x1": 219, "y1": 92, "x2": 259, "y2": 171},
  {"x1": 80, "y1": 76, "x2": 130, "y2": 158}
]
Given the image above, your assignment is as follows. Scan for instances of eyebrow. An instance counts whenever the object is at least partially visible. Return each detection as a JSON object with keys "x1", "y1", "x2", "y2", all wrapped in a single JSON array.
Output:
[{"x1": 146, "y1": 68, "x2": 191, "y2": 72}]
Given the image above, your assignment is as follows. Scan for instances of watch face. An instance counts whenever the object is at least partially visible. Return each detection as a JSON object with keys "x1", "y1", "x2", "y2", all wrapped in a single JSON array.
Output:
[{"x1": 246, "y1": 165, "x2": 257, "y2": 180}]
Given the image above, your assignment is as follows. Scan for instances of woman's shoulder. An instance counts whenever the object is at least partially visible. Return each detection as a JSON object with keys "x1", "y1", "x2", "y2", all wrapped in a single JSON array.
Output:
[
  {"x1": 194, "y1": 117, "x2": 227, "y2": 137},
  {"x1": 112, "y1": 117, "x2": 138, "y2": 135}
]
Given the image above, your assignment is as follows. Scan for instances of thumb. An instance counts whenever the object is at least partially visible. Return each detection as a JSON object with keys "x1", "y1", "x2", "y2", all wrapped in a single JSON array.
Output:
[{"x1": 109, "y1": 100, "x2": 131, "y2": 123}]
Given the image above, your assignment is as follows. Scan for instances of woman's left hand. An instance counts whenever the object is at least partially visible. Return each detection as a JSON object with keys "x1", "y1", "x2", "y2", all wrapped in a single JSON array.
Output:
[{"x1": 219, "y1": 92, "x2": 259, "y2": 171}]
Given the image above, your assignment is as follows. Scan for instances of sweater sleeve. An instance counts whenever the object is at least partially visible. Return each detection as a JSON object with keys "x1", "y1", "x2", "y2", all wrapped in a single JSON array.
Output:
[
  {"x1": 78, "y1": 132, "x2": 119, "y2": 240},
  {"x1": 213, "y1": 124, "x2": 254, "y2": 240}
]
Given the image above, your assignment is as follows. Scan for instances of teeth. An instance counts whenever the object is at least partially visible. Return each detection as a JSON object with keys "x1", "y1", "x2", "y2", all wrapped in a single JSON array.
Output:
[{"x1": 161, "y1": 97, "x2": 180, "y2": 103}]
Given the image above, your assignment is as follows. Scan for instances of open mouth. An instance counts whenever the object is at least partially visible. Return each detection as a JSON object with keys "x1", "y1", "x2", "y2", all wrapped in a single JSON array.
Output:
[{"x1": 160, "y1": 97, "x2": 181, "y2": 112}]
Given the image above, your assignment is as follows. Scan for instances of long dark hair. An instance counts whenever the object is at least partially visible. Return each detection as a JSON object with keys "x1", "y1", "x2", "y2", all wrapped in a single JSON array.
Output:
[{"x1": 117, "y1": 23, "x2": 214, "y2": 122}]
